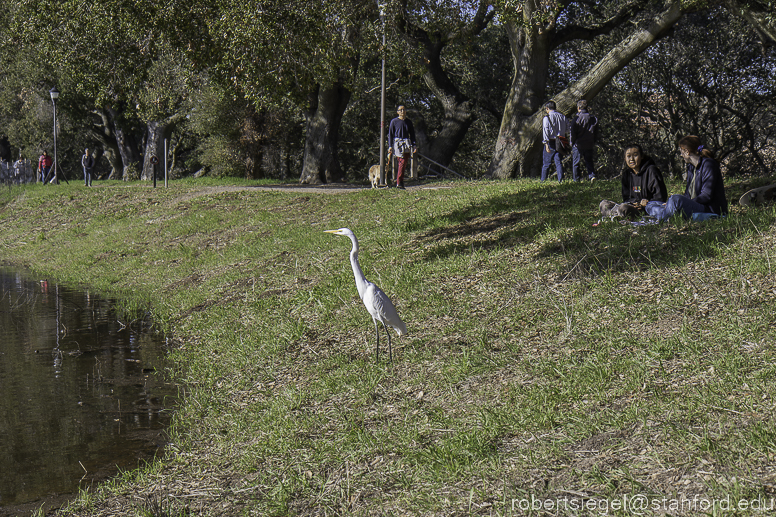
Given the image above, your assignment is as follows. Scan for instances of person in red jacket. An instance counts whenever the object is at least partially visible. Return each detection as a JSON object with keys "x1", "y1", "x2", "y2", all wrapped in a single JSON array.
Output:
[{"x1": 38, "y1": 151, "x2": 53, "y2": 183}]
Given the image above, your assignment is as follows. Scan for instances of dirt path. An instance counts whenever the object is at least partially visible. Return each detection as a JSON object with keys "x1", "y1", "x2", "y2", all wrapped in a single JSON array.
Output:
[{"x1": 173, "y1": 182, "x2": 454, "y2": 202}]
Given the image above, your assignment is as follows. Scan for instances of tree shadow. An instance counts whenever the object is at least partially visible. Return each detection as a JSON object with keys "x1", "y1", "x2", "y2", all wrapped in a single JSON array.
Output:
[
  {"x1": 405, "y1": 187, "x2": 553, "y2": 258},
  {"x1": 403, "y1": 180, "x2": 767, "y2": 280}
]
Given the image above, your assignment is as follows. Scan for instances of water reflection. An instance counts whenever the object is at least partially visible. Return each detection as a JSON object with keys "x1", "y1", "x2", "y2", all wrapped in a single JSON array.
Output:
[{"x1": 0, "y1": 268, "x2": 177, "y2": 510}]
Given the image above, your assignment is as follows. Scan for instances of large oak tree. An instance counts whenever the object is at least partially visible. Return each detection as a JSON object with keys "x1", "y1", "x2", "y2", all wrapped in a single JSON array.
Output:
[
  {"x1": 165, "y1": 0, "x2": 379, "y2": 184},
  {"x1": 487, "y1": 0, "x2": 776, "y2": 179},
  {"x1": 487, "y1": 0, "x2": 691, "y2": 178},
  {"x1": 395, "y1": 0, "x2": 497, "y2": 170}
]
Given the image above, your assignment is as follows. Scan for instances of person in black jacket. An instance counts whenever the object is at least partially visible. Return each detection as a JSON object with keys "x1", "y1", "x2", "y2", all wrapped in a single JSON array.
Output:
[
  {"x1": 570, "y1": 100, "x2": 598, "y2": 182},
  {"x1": 600, "y1": 144, "x2": 667, "y2": 219},
  {"x1": 81, "y1": 148, "x2": 95, "y2": 187},
  {"x1": 647, "y1": 135, "x2": 727, "y2": 221},
  {"x1": 621, "y1": 144, "x2": 668, "y2": 204}
]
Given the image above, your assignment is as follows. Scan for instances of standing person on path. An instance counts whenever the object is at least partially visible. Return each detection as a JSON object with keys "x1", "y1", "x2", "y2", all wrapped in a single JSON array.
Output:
[
  {"x1": 570, "y1": 100, "x2": 598, "y2": 182},
  {"x1": 81, "y1": 148, "x2": 95, "y2": 187},
  {"x1": 13, "y1": 154, "x2": 24, "y2": 185},
  {"x1": 387, "y1": 105, "x2": 416, "y2": 190},
  {"x1": 38, "y1": 151, "x2": 53, "y2": 183},
  {"x1": 540, "y1": 101, "x2": 569, "y2": 183}
]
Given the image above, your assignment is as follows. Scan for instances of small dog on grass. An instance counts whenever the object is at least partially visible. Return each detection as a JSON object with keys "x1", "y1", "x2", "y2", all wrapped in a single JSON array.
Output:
[
  {"x1": 368, "y1": 165, "x2": 380, "y2": 189},
  {"x1": 600, "y1": 199, "x2": 642, "y2": 220}
]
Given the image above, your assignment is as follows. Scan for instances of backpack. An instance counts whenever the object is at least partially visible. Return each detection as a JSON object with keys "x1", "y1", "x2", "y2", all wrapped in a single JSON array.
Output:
[{"x1": 556, "y1": 135, "x2": 572, "y2": 156}]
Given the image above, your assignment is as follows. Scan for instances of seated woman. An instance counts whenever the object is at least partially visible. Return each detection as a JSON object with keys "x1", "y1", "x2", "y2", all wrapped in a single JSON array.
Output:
[
  {"x1": 600, "y1": 144, "x2": 667, "y2": 219},
  {"x1": 646, "y1": 135, "x2": 728, "y2": 221}
]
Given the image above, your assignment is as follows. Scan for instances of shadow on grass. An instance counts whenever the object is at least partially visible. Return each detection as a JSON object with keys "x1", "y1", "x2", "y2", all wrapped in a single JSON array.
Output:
[{"x1": 404, "y1": 179, "x2": 775, "y2": 278}]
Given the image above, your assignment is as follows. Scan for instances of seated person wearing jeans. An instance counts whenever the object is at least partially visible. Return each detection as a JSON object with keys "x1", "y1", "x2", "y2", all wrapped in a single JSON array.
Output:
[
  {"x1": 647, "y1": 135, "x2": 728, "y2": 221},
  {"x1": 600, "y1": 144, "x2": 667, "y2": 219}
]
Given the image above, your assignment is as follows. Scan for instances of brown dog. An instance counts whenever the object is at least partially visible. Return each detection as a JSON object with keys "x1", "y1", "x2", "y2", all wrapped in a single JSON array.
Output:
[{"x1": 368, "y1": 165, "x2": 380, "y2": 189}]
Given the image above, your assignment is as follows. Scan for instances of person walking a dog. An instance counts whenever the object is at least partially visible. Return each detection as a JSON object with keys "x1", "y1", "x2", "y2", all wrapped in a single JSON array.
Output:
[{"x1": 387, "y1": 105, "x2": 416, "y2": 190}]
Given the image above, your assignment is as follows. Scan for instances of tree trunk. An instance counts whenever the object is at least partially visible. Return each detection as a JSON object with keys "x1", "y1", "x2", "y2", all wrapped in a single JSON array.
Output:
[
  {"x1": 488, "y1": 2, "x2": 685, "y2": 179},
  {"x1": 142, "y1": 114, "x2": 184, "y2": 181},
  {"x1": 399, "y1": 0, "x2": 494, "y2": 170},
  {"x1": 299, "y1": 82, "x2": 351, "y2": 184},
  {"x1": 421, "y1": 41, "x2": 477, "y2": 169},
  {"x1": 245, "y1": 148, "x2": 264, "y2": 179},
  {"x1": 89, "y1": 108, "x2": 123, "y2": 179},
  {"x1": 487, "y1": 16, "x2": 553, "y2": 179},
  {"x1": 107, "y1": 107, "x2": 143, "y2": 180},
  {"x1": 142, "y1": 121, "x2": 167, "y2": 181}
]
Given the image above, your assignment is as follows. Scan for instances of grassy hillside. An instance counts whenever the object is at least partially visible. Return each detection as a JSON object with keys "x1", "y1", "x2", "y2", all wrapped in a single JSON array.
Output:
[{"x1": 1, "y1": 176, "x2": 776, "y2": 516}]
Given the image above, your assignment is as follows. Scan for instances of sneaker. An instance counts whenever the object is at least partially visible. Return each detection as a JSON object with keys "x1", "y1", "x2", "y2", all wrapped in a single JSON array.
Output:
[{"x1": 397, "y1": 185, "x2": 406, "y2": 190}]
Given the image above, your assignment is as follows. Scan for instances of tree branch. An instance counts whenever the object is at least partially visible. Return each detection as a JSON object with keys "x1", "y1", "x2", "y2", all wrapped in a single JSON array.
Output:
[
  {"x1": 553, "y1": 0, "x2": 649, "y2": 49},
  {"x1": 724, "y1": 0, "x2": 776, "y2": 48},
  {"x1": 551, "y1": 2, "x2": 686, "y2": 115}
]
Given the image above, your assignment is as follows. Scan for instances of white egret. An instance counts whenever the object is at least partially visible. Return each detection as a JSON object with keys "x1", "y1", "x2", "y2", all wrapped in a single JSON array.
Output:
[{"x1": 324, "y1": 228, "x2": 407, "y2": 363}]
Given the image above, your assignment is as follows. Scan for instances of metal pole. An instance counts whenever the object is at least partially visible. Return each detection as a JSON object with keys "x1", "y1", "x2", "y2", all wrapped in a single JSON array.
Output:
[
  {"x1": 52, "y1": 101, "x2": 57, "y2": 185},
  {"x1": 49, "y1": 87, "x2": 60, "y2": 185},
  {"x1": 378, "y1": 3, "x2": 387, "y2": 186},
  {"x1": 164, "y1": 139, "x2": 167, "y2": 187}
]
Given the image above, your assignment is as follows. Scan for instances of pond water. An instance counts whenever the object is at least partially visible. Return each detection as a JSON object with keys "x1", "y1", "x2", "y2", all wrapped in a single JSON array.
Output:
[{"x1": 0, "y1": 268, "x2": 178, "y2": 514}]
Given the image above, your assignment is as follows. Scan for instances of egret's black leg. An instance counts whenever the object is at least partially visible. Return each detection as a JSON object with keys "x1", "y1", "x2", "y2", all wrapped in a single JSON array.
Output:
[
  {"x1": 374, "y1": 320, "x2": 380, "y2": 363},
  {"x1": 382, "y1": 322, "x2": 392, "y2": 363}
]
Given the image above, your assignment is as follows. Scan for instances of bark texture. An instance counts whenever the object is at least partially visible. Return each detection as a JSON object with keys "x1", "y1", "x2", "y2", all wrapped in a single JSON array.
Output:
[
  {"x1": 400, "y1": 1, "x2": 494, "y2": 170},
  {"x1": 107, "y1": 107, "x2": 143, "y2": 180},
  {"x1": 89, "y1": 108, "x2": 123, "y2": 179},
  {"x1": 142, "y1": 114, "x2": 184, "y2": 181},
  {"x1": 488, "y1": 2, "x2": 685, "y2": 179},
  {"x1": 299, "y1": 82, "x2": 351, "y2": 184}
]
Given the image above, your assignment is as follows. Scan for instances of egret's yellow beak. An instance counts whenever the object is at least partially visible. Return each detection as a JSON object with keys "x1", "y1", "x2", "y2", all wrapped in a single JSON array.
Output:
[{"x1": 324, "y1": 229, "x2": 342, "y2": 235}]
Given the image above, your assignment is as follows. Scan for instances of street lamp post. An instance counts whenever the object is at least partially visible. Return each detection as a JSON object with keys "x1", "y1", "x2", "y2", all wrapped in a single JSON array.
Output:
[
  {"x1": 377, "y1": 2, "x2": 387, "y2": 187},
  {"x1": 49, "y1": 87, "x2": 59, "y2": 185}
]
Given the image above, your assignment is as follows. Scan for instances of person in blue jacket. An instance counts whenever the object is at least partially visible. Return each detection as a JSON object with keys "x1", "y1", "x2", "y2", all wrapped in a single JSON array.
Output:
[
  {"x1": 387, "y1": 105, "x2": 416, "y2": 189},
  {"x1": 647, "y1": 135, "x2": 728, "y2": 221}
]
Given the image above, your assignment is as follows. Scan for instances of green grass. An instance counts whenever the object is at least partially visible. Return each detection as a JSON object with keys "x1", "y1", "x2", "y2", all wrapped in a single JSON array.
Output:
[{"x1": 1, "y1": 176, "x2": 776, "y2": 516}]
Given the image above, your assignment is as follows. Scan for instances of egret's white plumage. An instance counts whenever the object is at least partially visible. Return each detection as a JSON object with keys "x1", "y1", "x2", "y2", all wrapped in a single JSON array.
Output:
[{"x1": 325, "y1": 228, "x2": 406, "y2": 363}]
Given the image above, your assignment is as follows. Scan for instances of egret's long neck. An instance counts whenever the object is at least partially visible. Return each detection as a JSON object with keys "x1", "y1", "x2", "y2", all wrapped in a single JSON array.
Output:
[{"x1": 348, "y1": 234, "x2": 369, "y2": 299}]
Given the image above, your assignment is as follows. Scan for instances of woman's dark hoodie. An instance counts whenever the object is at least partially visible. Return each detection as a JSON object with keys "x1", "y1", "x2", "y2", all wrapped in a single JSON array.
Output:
[
  {"x1": 684, "y1": 156, "x2": 728, "y2": 215},
  {"x1": 621, "y1": 156, "x2": 668, "y2": 204}
]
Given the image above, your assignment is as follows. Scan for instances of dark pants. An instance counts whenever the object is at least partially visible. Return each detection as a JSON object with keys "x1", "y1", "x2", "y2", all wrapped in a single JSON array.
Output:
[
  {"x1": 541, "y1": 140, "x2": 564, "y2": 182},
  {"x1": 572, "y1": 147, "x2": 595, "y2": 181},
  {"x1": 83, "y1": 168, "x2": 92, "y2": 186}
]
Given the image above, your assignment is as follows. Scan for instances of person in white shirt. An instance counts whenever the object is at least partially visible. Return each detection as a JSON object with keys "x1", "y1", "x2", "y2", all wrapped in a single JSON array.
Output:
[{"x1": 541, "y1": 101, "x2": 569, "y2": 183}]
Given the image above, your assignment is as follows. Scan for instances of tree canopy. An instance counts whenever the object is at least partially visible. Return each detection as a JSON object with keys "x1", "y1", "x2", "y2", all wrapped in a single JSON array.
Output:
[{"x1": 0, "y1": 0, "x2": 773, "y2": 183}]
